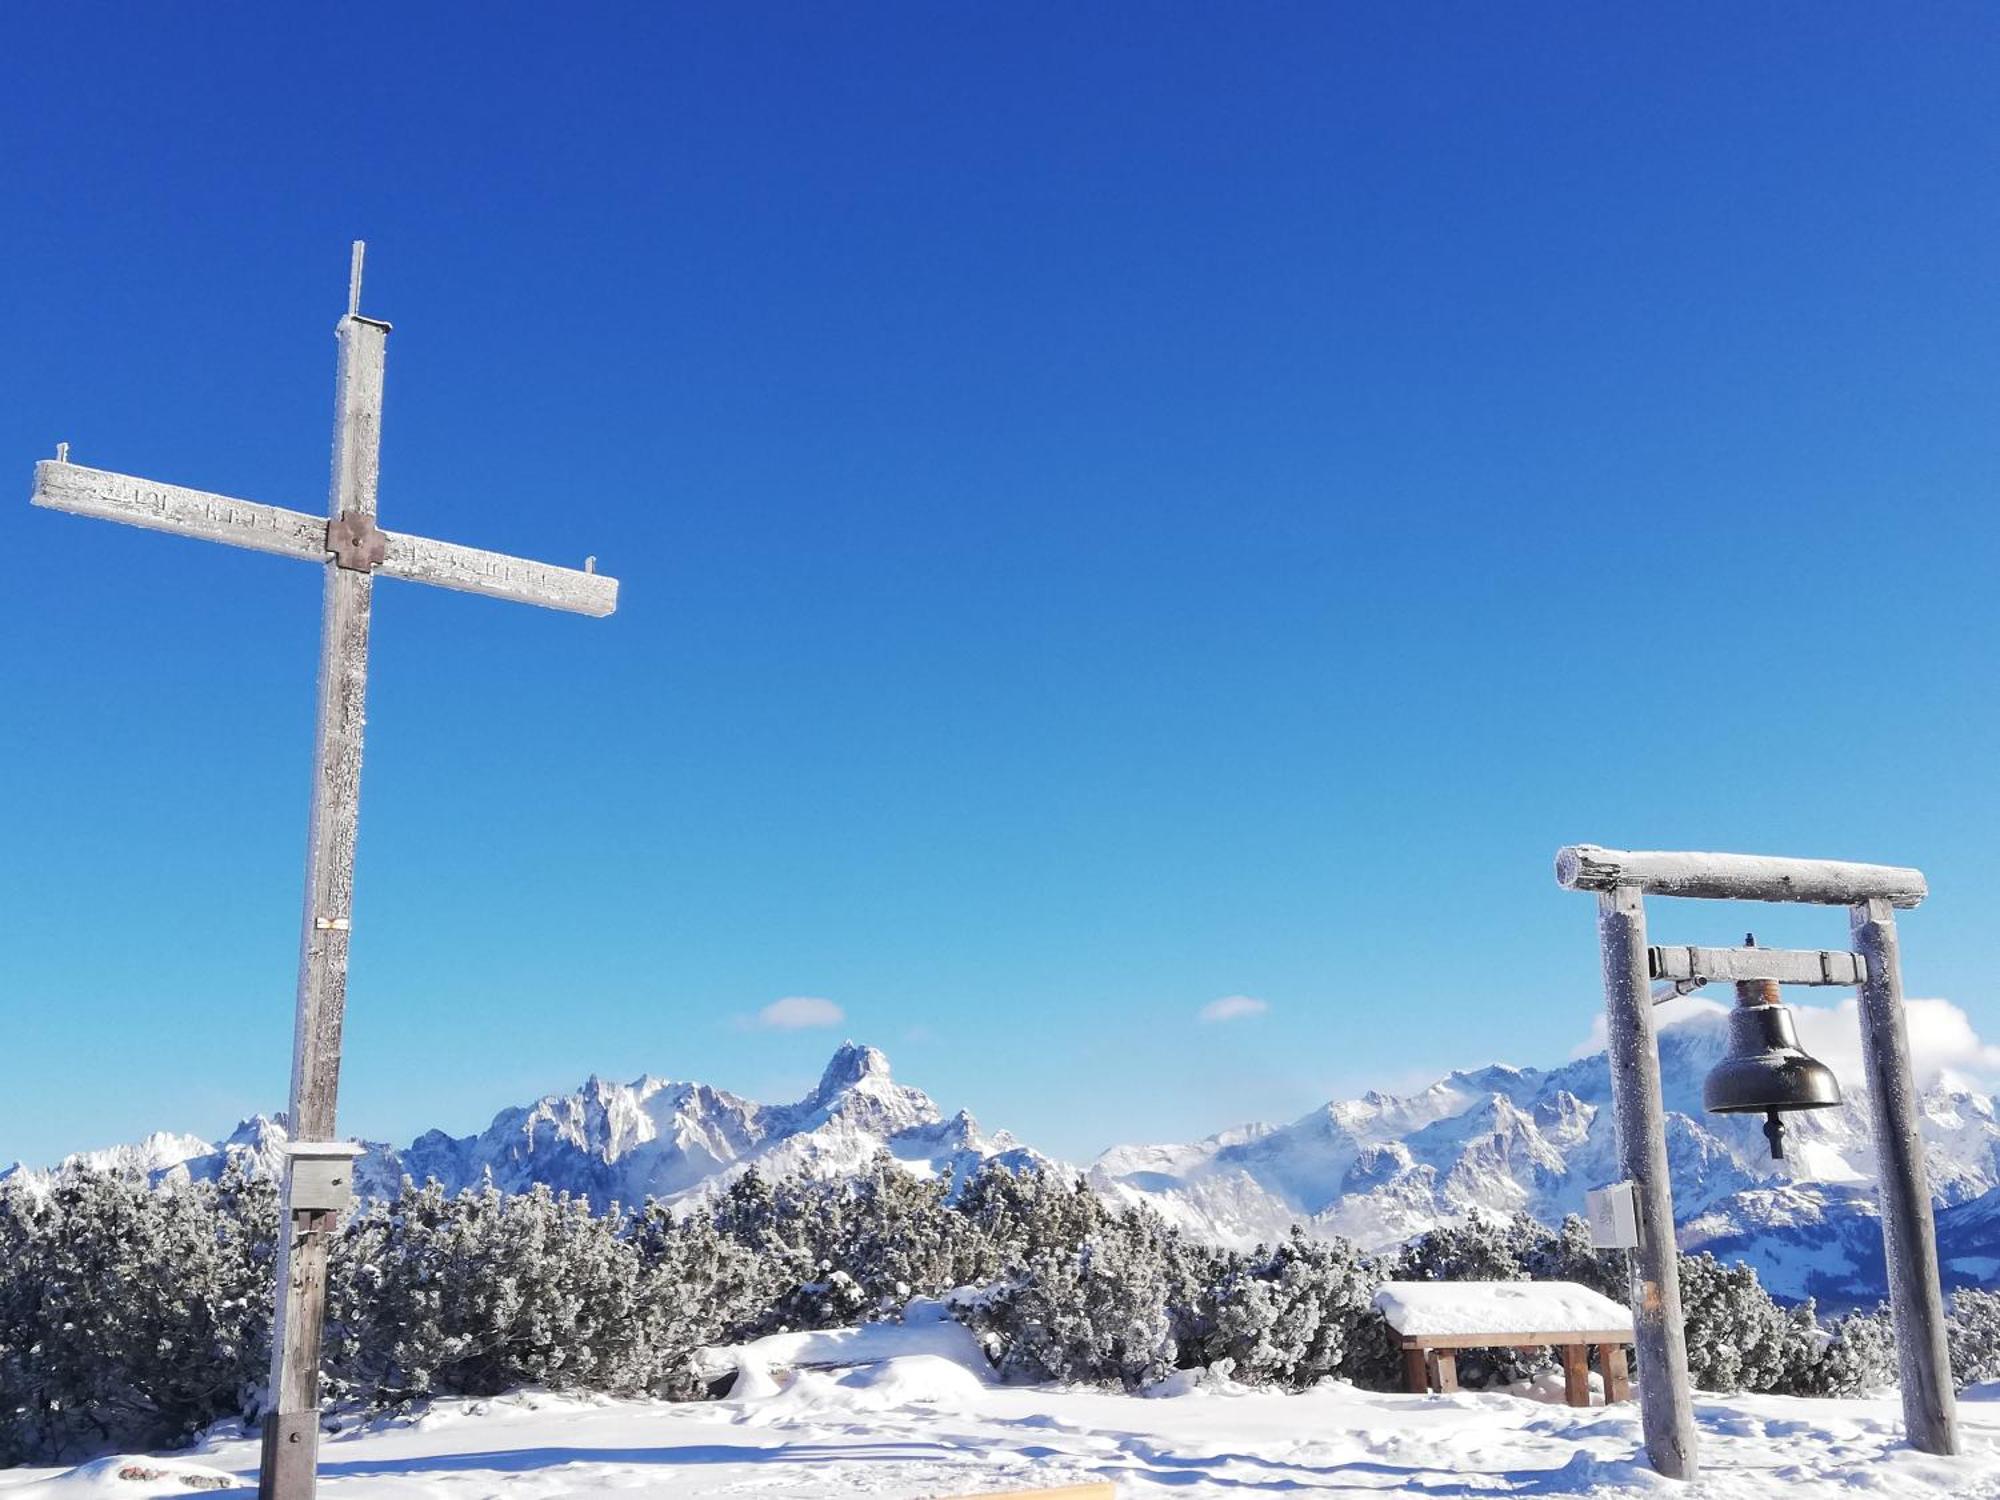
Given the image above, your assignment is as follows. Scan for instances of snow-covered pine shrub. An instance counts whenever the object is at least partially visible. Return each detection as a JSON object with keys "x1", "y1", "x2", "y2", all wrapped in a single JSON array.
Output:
[
  {"x1": 1948, "y1": 1288, "x2": 2000, "y2": 1389},
  {"x1": 1394, "y1": 1210, "x2": 1540, "y2": 1284},
  {"x1": 731, "y1": 1153, "x2": 988, "y2": 1330},
  {"x1": 724, "y1": 1169, "x2": 867, "y2": 1333},
  {"x1": 1673, "y1": 1252, "x2": 1822, "y2": 1394},
  {"x1": 1795, "y1": 1303, "x2": 1897, "y2": 1397},
  {"x1": 1197, "y1": 1227, "x2": 1396, "y2": 1390},
  {"x1": 0, "y1": 1168, "x2": 273, "y2": 1465},
  {"x1": 629, "y1": 1204, "x2": 770, "y2": 1396},
  {"x1": 955, "y1": 1160, "x2": 1110, "y2": 1271},
  {"x1": 970, "y1": 1202, "x2": 1193, "y2": 1389},
  {"x1": 326, "y1": 1181, "x2": 647, "y2": 1405},
  {"x1": 836, "y1": 1153, "x2": 986, "y2": 1308}
]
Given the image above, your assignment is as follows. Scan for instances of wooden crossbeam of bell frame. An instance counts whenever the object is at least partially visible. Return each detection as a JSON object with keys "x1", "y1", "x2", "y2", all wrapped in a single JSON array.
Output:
[
  {"x1": 1556, "y1": 844, "x2": 1926, "y2": 908},
  {"x1": 1646, "y1": 944, "x2": 1868, "y2": 987},
  {"x1": 1557, "y1": 845, "x2": 1957, "y2": 1482}
]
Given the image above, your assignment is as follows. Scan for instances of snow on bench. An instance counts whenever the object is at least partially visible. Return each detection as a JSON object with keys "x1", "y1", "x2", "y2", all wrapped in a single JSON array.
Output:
[
  {"x1": 1374, "y1": 1280, "x2": 1633, "y2": 1341},
  {"x1": 1373, "y1": 1280, "x2": 1634, "y2": 1407}
]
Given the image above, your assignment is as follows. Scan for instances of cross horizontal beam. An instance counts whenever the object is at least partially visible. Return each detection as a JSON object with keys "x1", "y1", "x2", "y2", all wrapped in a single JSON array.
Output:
[
  {"x1": 33, "y1": 460, "x2": 618, "y2": 617},
  {"x1": 33, "y1": 458, "x2": 327, "y2": 561},
  {"x1": 1648, "y1": 943, "x2": 1869, "y2": 986},
  {"x1": 1554, "y1": 844, "x2": 1926, "y2": 908}
]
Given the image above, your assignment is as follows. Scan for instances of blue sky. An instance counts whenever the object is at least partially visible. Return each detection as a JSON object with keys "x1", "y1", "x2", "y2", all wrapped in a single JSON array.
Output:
[{"x1": 3, "y1": 6, "x2": 1997, "y2": 1169}]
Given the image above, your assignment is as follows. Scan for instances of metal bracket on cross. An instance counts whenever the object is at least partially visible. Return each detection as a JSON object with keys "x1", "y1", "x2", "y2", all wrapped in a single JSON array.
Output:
[{"x1": 326, "y1": 510, "x2": 386, "y2": 572}]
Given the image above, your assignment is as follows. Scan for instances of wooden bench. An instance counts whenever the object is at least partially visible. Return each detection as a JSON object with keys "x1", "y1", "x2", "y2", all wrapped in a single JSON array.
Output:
[{"x1": 1374, "y1": 1280, "x2": 1634, "y2": 1408}]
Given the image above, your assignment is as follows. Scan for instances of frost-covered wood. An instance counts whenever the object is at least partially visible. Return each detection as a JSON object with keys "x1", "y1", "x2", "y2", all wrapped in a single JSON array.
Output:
[
  {"x1": 379, "y1": 531, "x2": 617, "y2": 616},
  {"x1": 264, "y1": 310, "x2": 389, "y2": 1500},
  {"x1": 32, "y1": 461, "x2": 328, "y2": 561},
  {"x1": 1596, "y1": 885, "x2": 1698, "y2": 1480},
  {"x1": 1556, "y1": 845, "x2": 1927, "y2": 908},
  {"x1": 1647, "y1": 944, "x2": 1868, "y2": 986},
  {"x1": 1851, "y1": 898, "x2": 1959, "y2": 1457},
  {"x1": 31, "y1": 460, "x2": 619, "y2": 618}
]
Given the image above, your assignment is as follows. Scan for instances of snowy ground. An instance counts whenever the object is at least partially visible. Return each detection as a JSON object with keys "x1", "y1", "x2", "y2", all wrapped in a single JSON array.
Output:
[{"x1": 4, "y1": 1323, "x2": 1997, "y2": 1500}]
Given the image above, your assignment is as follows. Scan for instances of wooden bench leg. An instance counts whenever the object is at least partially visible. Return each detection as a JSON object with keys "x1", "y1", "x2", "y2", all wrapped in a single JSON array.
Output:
[
  {"x1": 1560, "y1": 1342, "x2": 1591, "y2": 1407},
  {"x1": 1432, "y1": 1350, "x2": 1458, "y2": 1394},
  {"x1": 1599, "y1": 1342, "x2": 1629, "y2": 1403},
  {"x1": 1404, "y1": 1346, "x2": 1430, "y2": 1394}
]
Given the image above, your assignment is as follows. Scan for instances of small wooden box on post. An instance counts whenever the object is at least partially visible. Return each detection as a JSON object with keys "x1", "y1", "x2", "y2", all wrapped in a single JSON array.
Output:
[
  {"x1": 30, "y1": 244, "x2": 620, "y2": 1500},
  {"x1": 1555, "y1": 844, "x2": 1958, "y2": 1482}
]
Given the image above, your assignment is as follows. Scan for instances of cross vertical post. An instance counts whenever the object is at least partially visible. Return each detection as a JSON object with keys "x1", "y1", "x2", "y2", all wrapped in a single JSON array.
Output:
[
  {"x1": 1850, "y1": 897, "x2": 1958, "y2": 1456},
  {"x1": 258, "y1": 300, "x2": 390, "y2": 1500},
  {"x1": 1596, "y1": 883, "x2": 1698, "y2": 1481}
]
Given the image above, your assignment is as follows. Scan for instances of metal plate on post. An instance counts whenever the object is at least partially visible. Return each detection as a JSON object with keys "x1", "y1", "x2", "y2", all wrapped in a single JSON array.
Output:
[
  {"x1": 285, "y1": 1142, "x2": 364, "y2": 1214},
  {"x1": 1587, "y1": 1182, "x2": 1642, "y2": 1249},
  {"x1": 259, "y1": 1410, "x2": 318, "y2": 1500}
]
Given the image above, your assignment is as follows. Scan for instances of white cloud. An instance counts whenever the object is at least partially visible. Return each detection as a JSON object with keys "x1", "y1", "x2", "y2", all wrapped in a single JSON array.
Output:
[
  {"x1": 1199, "y1": 995, "x2": 1269, "y2": 1024},
  {"x1": 1791, "y1": 997, "x2": 2000, "y2": 1092},
  {"x1": 747, "y1": 996, "x2": 845, "y2": 1031}
]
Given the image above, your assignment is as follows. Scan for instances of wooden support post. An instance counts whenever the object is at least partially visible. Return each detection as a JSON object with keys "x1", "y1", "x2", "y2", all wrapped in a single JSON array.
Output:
[
  {"x1": 1600, "y1": 1343, "x2": 1630, "y2": 1403},
  {"x1": 259, "y1": 310, "x2": 388, "y2": 1500},
  {"x1": 1599, "y1": 885, "x2": 1698, "y2": 1480},
  {"x1": 1560, "y1": 1343, "x2": 1592, "y2": 1408},
  {"x1": 1432, "y1": 1350, "x2": 1458, "y2": 1394},
  {"x1": 1403, "y1": 1346, "x2": 1430, "y2": 1394},
  {"x1": 1851, "y1": 899, "x2": 1959, "y2": 1457}
]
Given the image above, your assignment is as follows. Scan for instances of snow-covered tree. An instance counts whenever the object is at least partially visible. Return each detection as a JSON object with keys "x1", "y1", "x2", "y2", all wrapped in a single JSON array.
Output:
[
  {"x1": 970, "y1": 1204, "x2": 1193, "y2": 1389},
  {"x1": 327, "y1": 1181, "x2": 647, "y2": 1405},
  {"x1": 1794, "y1": 1303, "x2": 1896, "y2": 1397},
  {"x1": 1948, "y1": 1288, "x2": 2000, "y2": 1389},
  {"x1": 1198, "y1": 1228, "x2": 1394, "y2": 1389},
  {"x1": 1394, "y1": 1210, "x2": 1538, "y2": 1284},
  {"x1": 1674, "y1": 1252, "x2": 1821, "y2": 1394},
  {"x1": 0, "y1": 1168, "x2": 272, "y2": 1464},
  {"x1": 629, "y1": 1205, "x2": 768, "y2": 1396}
]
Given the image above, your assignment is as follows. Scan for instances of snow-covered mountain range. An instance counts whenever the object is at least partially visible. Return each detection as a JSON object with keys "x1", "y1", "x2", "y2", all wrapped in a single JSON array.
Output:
[
  {"x1": 0, "y1": 1043, "x2": 1043, "y2": 1213},
  {"x1": 1089, "y1": 1006, "x2": 1999, "y2": 1304},
  {"x1": 8, "y1": 1017, "x2": 1996, "y2": 1307}
]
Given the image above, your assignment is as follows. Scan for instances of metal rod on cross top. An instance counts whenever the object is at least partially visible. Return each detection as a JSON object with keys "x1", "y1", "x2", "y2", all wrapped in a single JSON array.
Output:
[
  {"x1": 29, "y1": 244, "x2": 621, "y2": 1500},
  {"x1": 1556, "y1": 845, "x2": 1959, "y2": 1481}
]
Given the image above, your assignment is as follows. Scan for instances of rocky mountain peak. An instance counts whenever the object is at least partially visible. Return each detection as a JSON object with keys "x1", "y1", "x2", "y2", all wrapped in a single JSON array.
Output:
[{"x1": 813, "y1": 1041, "x2": 896, "y2": 1099}]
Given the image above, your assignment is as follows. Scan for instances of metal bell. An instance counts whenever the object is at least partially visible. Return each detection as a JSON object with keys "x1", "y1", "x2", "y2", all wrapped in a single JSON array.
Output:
[{"x1": 1701, "y1": 937, "x2": 1842, "y2": 1160}]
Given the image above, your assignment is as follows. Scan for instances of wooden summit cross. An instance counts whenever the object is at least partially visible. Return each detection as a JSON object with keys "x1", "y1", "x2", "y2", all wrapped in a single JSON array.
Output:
[{"x1": 30, "y1": 244, "x2": 619, "y2": 1500}]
